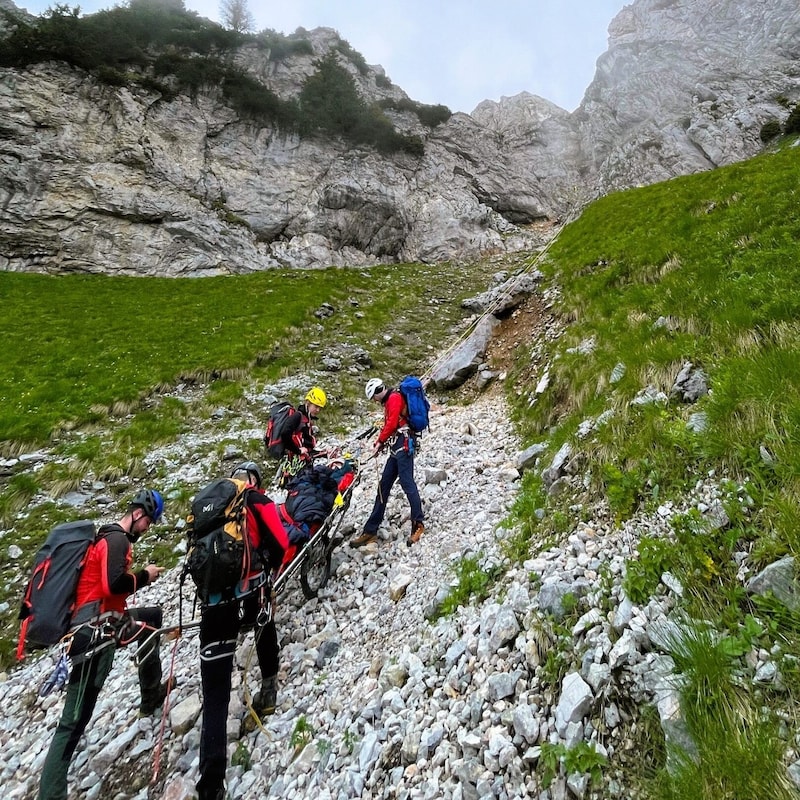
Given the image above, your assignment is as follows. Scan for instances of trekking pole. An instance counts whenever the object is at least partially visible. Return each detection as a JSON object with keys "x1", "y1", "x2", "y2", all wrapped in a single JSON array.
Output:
[{"x1": 354, "y1": 424, "x2": 378, "y2": 441}]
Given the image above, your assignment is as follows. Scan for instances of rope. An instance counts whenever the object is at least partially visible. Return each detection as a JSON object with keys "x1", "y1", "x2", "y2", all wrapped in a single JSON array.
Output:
[
  {"x1": 241, "y1": 633, "x2": 267, "y2": 735},
  {"x1": 151, "y1": 632, "x2": 181, "y2": 786},
  {"x1": 240, "y1": 613, "x2": 275, "y2": 739},
  {"x1": 72, "y1": 660, "x2": 92, "y2": 723},
  {"x1": 420, "y1": 201, "x2": 583, "y2": 386}
]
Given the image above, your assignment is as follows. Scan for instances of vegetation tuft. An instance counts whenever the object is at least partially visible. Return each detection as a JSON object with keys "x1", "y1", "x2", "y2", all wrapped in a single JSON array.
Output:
[
  {"x1": 378, "y1": 97, "x2": 452, "y2": 128},
  {"x1": 433, "y1": 555, "x2": 501, "y2": 618},
  {"x1": 299, "y1": 53, "x2": 424, "y2": 155}
]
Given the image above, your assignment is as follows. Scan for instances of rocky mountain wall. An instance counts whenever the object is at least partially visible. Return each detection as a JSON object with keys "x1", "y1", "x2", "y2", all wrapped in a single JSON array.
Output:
[
  {"x1": 0, "y1": 0, "x2": 798, "y2": 275},
  {"x1": 576, "y1": 0, "x2": 800, "y2": 192}
]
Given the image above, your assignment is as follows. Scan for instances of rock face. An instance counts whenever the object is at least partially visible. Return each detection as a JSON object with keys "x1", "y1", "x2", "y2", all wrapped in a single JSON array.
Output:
[
  {"x1": 576, "y1": 0, "x2": 800, "y2": 193},
  {"x1": 0, "y1": 0, "x2": 798, "y2": 275}
]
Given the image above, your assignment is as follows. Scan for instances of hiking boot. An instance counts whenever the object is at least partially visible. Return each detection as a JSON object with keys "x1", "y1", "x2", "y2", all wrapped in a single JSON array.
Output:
[
  {"x1": 406, "y1": 521, "x2": 425, "y2": 546},
  {"x1": 241, "y1": 676, "x2": 278, "y2": 734},
  {"x1": 253, "y1": 676, "x2": 278, "y2": 716},
  {"x1": 197, "y1": 785, "x2": 226, "y2": 800},
  {"x1": 350, "y1": 531, "x2": 377, "y2": 548},
  {"x1": 139, "y1": 677, "x2": 178, "y2": 717}
]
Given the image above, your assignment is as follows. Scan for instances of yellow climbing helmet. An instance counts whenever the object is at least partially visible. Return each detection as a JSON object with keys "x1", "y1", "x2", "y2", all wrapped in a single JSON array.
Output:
[{"x1": 305, "y1": 386, "x2": 327, "y2": 408}]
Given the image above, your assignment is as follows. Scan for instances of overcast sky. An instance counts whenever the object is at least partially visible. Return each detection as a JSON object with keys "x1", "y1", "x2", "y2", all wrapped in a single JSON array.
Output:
[{"x1": 19, "y1": 0, "x2": 630, "y2": 113}]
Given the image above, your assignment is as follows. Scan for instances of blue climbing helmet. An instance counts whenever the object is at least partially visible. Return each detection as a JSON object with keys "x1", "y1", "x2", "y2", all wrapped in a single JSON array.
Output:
[{"x1": 130, "y1": 488, "x2": 164, "y2": 523}]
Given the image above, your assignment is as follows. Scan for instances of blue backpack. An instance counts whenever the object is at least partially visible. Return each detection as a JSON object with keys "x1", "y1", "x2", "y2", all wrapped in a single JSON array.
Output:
[{"x1": 398, "y1": 375, "x2": 431, "y2": 433}]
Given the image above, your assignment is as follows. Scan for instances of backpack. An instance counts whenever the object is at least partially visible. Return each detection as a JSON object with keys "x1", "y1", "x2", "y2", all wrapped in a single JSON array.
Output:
[
  {"x1": 184, "y1": 478, "x2": 253, "y2": 604},
  {"x1": 17, "y1": 520, "x2": 97, "y2": 660},
  {"x1": 398, "y1": 375, "x2": 431, "y2": 433},
  {"x1": 264, "y1": 401, "x2": 295, "y2": 459}
]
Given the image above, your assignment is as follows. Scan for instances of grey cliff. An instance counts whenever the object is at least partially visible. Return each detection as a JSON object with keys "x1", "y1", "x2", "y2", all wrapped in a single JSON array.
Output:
[{"x1": 0, "y1": 0, "x2": 798, "y2": 275}]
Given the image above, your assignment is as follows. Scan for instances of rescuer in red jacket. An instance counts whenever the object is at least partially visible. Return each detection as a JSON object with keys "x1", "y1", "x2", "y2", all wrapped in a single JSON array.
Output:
[
  {"x1": 350, "y1": 377, "x2": 424, "y2": 548},
  {"x1": 38, "y1": 489, "x2": 168, "y2": 800}
]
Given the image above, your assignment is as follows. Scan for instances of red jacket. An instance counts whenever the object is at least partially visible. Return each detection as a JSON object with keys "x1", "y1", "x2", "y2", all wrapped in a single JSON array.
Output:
[
  {"x1": 245, "y1": 491, "x2": 289, "y2": 572},
  {"x1": 74, "y1": 524, "x2": 150, "y2": 616},
  {"x1": 377, "y1": 389, "x2": 410, "y2": 445}
]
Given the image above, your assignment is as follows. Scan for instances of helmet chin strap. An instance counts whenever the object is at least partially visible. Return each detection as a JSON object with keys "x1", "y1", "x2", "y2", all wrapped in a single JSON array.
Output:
[{"x1": 126, "y1": 510, "x2": 143, "y2": 543}]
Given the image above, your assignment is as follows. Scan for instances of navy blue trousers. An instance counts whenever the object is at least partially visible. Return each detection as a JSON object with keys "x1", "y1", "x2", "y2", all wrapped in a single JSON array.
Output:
[{"x1": 364, "y1": 440, "x2": 423, "y2": 533}]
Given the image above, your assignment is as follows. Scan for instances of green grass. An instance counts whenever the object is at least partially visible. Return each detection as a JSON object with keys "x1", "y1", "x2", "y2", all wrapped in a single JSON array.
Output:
[
  {"x1": 506, "y1": 140, "x2": 800, "y2": 798},
  {"x1": 290, "y1": 715, "x2": 315, "y2": 752},
  {"x1": 433, "y1": 554, "x2": 500, "y2": 618},
  {"x1": 539, "y1": 741, "x2": 607, "y2": 790},
  {"x1": 652, "y1": 621, "x2": 796, "y2": 800},
  {"x1": 0, "y1": 257, "x2": 502, "y2": 669},
  {"x1": 510, "y1": 144, "x2": 800, "y2": 541},
  {"x1": 0, "y1": 263, "x2": 488, "y2": 447},
  {"x1": 0, "y1": 269, "x2": 329, "y2": 444}
]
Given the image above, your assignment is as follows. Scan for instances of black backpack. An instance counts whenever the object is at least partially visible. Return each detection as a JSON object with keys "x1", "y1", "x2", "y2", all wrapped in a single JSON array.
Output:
[
  {"x1": 17, "y1": 520, "x2": 97, "y2": 659},
  {"x1": 264, "y1": 401, "x2": 295, "y2": 459},
  {"x1": 184, "y1": 478, "x2": 252, "y2": 604}
]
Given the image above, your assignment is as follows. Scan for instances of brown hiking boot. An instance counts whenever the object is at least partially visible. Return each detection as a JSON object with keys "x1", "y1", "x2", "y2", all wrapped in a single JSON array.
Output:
[
  {"x1": 350, "y1": 531, "x2": 377, "y2": 548},
  {"x1": 406, "y1": 521, "x2": 425, "y2": 546}
]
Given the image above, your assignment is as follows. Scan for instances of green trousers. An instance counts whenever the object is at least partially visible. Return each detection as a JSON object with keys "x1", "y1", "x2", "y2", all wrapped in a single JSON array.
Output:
[
  {"x1": 37, "y1": 607, "x2": 163, "y2": 800},
  {"x1": 37, "y1": 645, "x2": 115, "y2": 800}
]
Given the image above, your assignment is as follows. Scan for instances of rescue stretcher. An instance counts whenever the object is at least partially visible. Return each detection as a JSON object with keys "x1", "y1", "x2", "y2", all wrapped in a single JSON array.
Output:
[{"x1": 271, "y1": 447, "x2": 364, "y2": 600}]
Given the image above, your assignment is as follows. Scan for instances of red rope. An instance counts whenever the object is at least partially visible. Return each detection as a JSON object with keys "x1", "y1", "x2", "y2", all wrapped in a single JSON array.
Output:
[{"x1": 151, "y1": 632, "x2": 181, "y2": 786}]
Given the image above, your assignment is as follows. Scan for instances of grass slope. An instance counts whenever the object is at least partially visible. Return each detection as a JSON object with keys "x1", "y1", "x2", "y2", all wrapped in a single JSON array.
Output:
[
  {"x1": 0, "y1": 264, "x2": 484, "y2": 446},
  {"x1": 508, "y1": 141, "x2": 800, "y2": 798}
]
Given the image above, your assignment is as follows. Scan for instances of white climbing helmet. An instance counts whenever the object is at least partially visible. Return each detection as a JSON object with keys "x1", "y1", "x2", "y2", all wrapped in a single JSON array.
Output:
[{"x1": 365, "y1": 377, "x2": 385, "y2": 400}]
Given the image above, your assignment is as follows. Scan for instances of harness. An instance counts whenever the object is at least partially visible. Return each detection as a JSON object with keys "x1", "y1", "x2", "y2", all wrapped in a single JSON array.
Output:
[
  {"x1": 199, "y1": 567, "x2": 270, "y2": 608},
  {"x1": 389, "y1": 426, "x2": 417, "y2": 454},
  {"x1": 65, "y1": 610, "x2": 126, "y2": 665}
]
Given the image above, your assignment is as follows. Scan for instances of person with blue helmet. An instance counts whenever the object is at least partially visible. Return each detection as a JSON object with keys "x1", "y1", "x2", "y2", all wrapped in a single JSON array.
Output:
[{"x1": 38, "y1": 488, "x2": 170, "y2": 800}]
